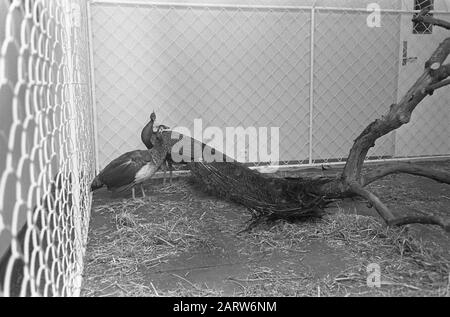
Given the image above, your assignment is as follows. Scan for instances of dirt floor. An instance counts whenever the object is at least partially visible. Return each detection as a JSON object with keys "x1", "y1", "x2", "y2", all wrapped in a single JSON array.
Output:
[{"x1": 80, "y1": 160, "x2": 450, "y2": 297}]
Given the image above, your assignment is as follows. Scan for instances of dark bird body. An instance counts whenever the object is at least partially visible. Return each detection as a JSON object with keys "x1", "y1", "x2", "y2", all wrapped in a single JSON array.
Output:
[{"x1": 91, "y1": 127, "x2": 171, "y2": 198}]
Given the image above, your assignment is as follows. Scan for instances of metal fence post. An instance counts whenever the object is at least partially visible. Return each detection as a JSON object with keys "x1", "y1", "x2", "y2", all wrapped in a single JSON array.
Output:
[
  {"x1": 309, "y1": 7, "x2": 315, "y2": 165},
  {"x1": 87, "y1": 0, "x2": 100, "y2": 173}
]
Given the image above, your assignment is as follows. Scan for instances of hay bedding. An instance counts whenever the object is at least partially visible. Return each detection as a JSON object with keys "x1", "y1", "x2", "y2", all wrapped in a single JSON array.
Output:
[{"x1": 81, "y1": 179, "x2": 449, "y2": 297}]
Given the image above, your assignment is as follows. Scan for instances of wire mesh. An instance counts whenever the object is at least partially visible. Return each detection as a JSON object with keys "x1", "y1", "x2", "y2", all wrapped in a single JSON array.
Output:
[
  {"x1": 90, "y1": 2, "x2": 450, "y2": 170},
  {"x1": 91, "y1": 4, "x2": 313, "y2": 168},
  {"x1": 0, "y1": 0, "x2": 95, "y2": 296},
  {"x1": 312, "y1": 8, "x2": 400, "y2": 163},
  {"x1": 413, "y1": 0, "x2": 434, "y2": 33}
]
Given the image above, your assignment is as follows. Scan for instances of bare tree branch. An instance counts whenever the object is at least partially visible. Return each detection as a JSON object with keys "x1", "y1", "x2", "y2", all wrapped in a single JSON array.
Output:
[
  {"x1": 423, "y1": 63, "x2": 450, "y2": 94},
  {"x1": 191, "y1": 14, "x2": 450, "y2": 233},
  {"x1": 425, "y1": 78, "x2": 450, "y2": 95},
  {"x1": 348, "y1": 182, "x2": 395, "y2": 222},
  {"x1": 322, "y1": 16, "x2": 450, "y2": 233},
  {"x1": 348, "y1": 182, "x2": 450, "y2": 232},
  {"x1": 428, "y1": 63, "x2": 450, "y2": 81},
  {"x1": 389, "y1": 216, "x2": 450, "y2": 233},
  {"x1": 363, "y1": 163, "x2": 450, "y2": 186},
  {"x1": 425, "y1": 63, "x2": 450, "y2": 94},
  {"x1": 413, "y1": 8, "x2": 450, "y2": 31},
  {"x1": 341, "y1": 38, "x2": 450, "y2": 185}
]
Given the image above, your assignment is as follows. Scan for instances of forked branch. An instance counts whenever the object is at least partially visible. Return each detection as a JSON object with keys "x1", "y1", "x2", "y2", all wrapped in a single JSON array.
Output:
[
  {"x1": 341, "y1": 38, "x2": 450, "y2": 185},
  {"x1": 336, "y1": 25, "x2": 450, "y2": 232},
  {"x1": 390, "y1": 216, "x2": 450, "y2": 233},
  {"x1": 348, "y1": 182, "x2": 395, "y2": 222},
  {"x1": 348, "y1": 183, "x2": 450, "y2": 233},
  {"x1": 363, "y1": 163, "x2": 450, "y2": 186},
  {"x1": 425, "y1": 77, "x2": 450, "y2": 95}
]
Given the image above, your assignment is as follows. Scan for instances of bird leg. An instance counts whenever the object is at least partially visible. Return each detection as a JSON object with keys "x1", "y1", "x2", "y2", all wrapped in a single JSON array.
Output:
[
  {"x1": 168, "y1": 160, "x2": 173, "y2": 184},
  {"x1": 160, "y1": 157, "x2": 174, "y2": 185},
  {"x1": 132, "y1": 187, "x2": 136, "y2": 199},
  {"x1": 140, "y1": 184, "x2": 146, "y2": 197}
]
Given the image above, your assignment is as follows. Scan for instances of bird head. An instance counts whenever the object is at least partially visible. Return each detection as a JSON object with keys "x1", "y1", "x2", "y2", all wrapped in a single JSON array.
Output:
[
  {"x1": 155, "y1": 125, "x2": 164, "y2": 141},
  {"x1": 150, "y1": 111, "x2": 156, "y2": 122}
]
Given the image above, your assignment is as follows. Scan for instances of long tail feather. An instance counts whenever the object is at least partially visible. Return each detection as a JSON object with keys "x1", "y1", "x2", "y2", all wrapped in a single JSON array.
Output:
[{"x1": 188, "y1": 161, "x2": 329, "y2": 229}]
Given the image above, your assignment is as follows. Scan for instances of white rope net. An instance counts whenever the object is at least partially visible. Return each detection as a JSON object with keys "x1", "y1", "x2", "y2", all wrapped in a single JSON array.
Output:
[{"x1": 0, "y1": 0, "x2": 95, "y2": 296}]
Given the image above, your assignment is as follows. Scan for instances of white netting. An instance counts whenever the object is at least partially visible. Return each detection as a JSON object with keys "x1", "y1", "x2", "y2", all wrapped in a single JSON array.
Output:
[
  {"x1": 90, "y1": 2, "x2": 450, "y2": 169},
  {"x1": 0, "y1": 0, "x2": 94, "y2": 296}
]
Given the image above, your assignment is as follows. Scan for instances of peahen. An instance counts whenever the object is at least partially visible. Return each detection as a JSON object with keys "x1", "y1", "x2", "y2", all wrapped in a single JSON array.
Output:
[{"x1": 91, "y1": 126, "x2": 172, "y2": 198}]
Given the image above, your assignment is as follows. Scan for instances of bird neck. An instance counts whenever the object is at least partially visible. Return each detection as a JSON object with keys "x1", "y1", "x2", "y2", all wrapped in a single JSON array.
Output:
[
  {"x1": 152, "y1": 132, "x2": 171, "y2": 154},
  {"x1": 141, "y1": 119, "x2": 155, "y2": 149}
]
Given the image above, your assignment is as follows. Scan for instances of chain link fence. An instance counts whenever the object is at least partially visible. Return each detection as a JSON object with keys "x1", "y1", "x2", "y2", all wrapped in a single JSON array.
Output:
[
  {"x1": 90, "y1": 1, "x2": 450, "y2": 170},
  {"x1": 0, "y1": 0, "x2": 95, "y2": 296}
]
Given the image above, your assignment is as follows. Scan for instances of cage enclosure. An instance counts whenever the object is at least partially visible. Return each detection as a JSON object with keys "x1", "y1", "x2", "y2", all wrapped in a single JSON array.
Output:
[{"x1": 0, "y1": 0, "x2": 449, "y2": 297}]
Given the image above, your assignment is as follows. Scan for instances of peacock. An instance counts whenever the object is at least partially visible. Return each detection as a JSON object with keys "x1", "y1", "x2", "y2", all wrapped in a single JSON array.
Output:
[
  {"x1": 139, "y1": 113, "x2": 329, "y2": 228},
  {"x1": 141, "y1": 111, "x2": 174, "y2": 184},
  {"x1": 141, "y1": 111, "x2": 220, "y2": 182},
  {"x1": 91, "y1": 126, "x2": 172, "y2": 198}
]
